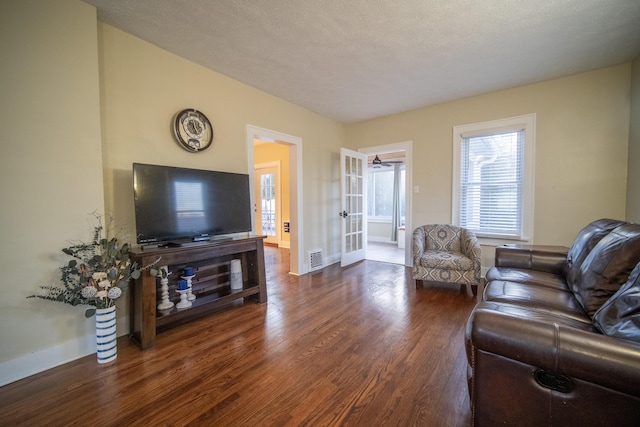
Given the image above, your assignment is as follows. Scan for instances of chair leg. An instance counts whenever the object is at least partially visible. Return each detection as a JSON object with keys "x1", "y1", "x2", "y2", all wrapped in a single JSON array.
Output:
[
  {"x1": 416, "y1": 279, "x2": 423, "y2": 289},
  {"x1": 465, "y1": 283, "x2": 474, "y2": 298}
]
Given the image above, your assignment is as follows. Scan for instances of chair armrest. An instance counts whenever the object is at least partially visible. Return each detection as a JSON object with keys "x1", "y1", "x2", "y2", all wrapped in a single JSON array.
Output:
[
  {"x1": 495, "y1": 244, "x2": 569, "y2": 275},
  {"x1": 412, "y1": 227, "x2": 426, "y2": 261},
  {"x1": 461, "y1": 233, "x2": 481, "y2": 265}
]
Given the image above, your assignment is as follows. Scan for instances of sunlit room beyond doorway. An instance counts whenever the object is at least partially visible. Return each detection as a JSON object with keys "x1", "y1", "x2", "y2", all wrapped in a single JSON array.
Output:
[{"x1": 366, "y1": 241, "x2": 406, "y2": 265}]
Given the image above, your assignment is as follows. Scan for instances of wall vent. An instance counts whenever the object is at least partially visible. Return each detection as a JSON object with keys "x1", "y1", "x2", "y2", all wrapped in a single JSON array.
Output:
[{"x1": 307, "y1": 249, "x2": 324, "y2": 272}]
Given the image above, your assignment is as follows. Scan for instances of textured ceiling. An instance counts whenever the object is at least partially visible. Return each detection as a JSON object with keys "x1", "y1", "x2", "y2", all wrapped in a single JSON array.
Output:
[{"x1": 83, "y1": 0, "x2": 640, "y2": 123}]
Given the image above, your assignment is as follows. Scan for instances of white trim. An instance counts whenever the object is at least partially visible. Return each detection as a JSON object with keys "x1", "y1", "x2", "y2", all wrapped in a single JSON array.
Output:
[
  {"x1": 452, "y1": 114, "x2": 536, "y2": 244},
  {"x1": 0, "y1": 332, "x2": 96, "y2": 386},
  {"x1": 247, "y1": 125, "x2": 304, "y2": 274},
  {"x1": 358, "y1": 141, "x2": 413, "y2": 266}
]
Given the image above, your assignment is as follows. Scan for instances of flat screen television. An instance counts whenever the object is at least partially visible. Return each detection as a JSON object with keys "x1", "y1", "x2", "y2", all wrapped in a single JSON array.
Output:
[{"x1": 133, "y1": 163, "x2": 252, "y2": 245}]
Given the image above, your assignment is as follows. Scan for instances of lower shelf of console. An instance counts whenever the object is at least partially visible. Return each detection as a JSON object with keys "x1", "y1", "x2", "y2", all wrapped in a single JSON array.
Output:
[{"x1": 155, "y1": 283, "x2": 262, "y2": 330}]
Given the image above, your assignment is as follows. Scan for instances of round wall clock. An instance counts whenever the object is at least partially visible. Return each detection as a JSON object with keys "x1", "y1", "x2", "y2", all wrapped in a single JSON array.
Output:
[{"x1": 173, "y1": 109, "x2": 213, "y2": 152}]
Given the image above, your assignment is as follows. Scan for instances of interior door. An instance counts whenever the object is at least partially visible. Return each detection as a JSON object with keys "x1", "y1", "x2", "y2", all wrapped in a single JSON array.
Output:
[
  {"x1": 254, "y1": 165, "x2": 279, "y2": 245},
  {"x1": 340, "y1": 148, "x2": 368, "y2": 267}
]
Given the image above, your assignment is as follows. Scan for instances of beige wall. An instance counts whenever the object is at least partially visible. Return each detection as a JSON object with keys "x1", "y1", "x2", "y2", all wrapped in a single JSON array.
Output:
[
  {"x1": 368, "y1": 221, "x2": 394, "y2": 241},
  {"x1": 627, "y1": 56, "x2": 640, "y2": 222},
  {"x1": 0, "y1": 0, "x2": 104, "y2": 363},
  {"x1": 254, "y1": 142, "x2": 291, "y2": 245},
  {"x1": 347, "y1": 65, "x2": 631, "y2": 268}
]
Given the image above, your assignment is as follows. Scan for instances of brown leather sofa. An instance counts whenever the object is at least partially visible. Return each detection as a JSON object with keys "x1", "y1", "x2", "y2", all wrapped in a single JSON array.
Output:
[{"x1": 465, "y1": 219, "x2": 640, "y2": 426}]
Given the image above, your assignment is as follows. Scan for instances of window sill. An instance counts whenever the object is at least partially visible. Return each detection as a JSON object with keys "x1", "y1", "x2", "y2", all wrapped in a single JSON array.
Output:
[
  {"x1": 477, "y1": 236, "x2": 531, "y2": 247},
  {"x1": 368, "y1": 217, "x2": 392, "y2": 224}
]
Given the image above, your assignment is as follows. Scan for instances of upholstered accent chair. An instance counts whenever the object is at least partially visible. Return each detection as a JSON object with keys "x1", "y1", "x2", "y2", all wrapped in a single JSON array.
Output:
[{"x1": 412, "y1": 224, "x2": 482, "y2": 300}]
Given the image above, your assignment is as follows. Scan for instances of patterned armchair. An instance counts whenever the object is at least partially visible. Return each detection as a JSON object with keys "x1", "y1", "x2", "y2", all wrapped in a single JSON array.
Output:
[{"x1": 412, "y1": 224, "x2": 482, "y2": 300}]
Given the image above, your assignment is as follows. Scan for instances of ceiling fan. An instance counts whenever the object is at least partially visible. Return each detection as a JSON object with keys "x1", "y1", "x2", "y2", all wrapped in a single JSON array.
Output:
[{"x1": 369, "y1": 154, "x2": 404, "y2": 168}]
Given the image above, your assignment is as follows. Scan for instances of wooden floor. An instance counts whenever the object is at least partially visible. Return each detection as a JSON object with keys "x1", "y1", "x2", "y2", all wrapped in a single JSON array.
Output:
[{"x1": 0, "y1": 247, "x2": 477, "y2": 426}]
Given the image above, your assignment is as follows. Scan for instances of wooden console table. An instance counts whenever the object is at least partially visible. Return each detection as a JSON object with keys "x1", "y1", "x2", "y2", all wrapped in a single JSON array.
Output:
[{"x1": 128, "y1": 236, "x2": 267, "y2": 350}]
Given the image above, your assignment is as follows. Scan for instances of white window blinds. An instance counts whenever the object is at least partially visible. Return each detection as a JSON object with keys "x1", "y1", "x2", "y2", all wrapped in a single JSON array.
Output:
[{"x1": 458, "y1": 129, "x2": 524, "y2": 239}]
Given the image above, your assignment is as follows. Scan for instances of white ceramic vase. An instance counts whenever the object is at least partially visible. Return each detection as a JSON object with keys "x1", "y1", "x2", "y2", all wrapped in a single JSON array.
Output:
[
  {"x1": 230, "y1": 259, "x2": 243, "y2": 290},
  {"x1": 95, "y1": 306, "x2": 117, "y2": 364}
]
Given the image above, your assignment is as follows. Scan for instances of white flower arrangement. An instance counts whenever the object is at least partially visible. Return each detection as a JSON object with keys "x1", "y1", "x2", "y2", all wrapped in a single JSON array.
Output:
[{"x1": 29, "y1": 213, "x2": 158, "y2": 318}]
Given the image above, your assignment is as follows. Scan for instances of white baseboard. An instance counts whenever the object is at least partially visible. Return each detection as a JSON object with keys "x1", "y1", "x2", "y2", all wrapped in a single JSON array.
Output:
[
  {"x1": 368, "y1": 236, "x2": 392, "y2": 243},
  {"x1": 0, "y1": 333, "x2": 96, "y2": 387},
  {"x1": 0, "y1": 315, "x2": 130, "y2": 387}
]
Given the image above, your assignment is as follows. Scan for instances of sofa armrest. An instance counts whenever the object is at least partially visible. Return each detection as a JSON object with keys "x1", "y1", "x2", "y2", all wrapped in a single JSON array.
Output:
[
  {"x1": 495, "y1": 244, "x2": 569, "y2": 275},
  {"x1": 467, "y1": 305, "x2": 640, "y2": 397}
]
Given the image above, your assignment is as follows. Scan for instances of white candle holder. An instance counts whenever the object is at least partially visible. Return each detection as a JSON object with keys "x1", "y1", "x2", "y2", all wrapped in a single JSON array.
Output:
[
  {"x1": 157, "y1": 266, "x2": 174, "y2": 311},
  {"x1": 182, "y1": 275, "x2": 196, "y2": 301},
  {"x1": 176, "y1": 288, "x2": 191, "y2": 309}
]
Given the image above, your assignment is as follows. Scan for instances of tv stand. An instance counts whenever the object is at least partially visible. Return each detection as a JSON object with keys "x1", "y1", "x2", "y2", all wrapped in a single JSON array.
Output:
[{"x1": 128, "y1": 236, "x2": 267, "y2": 350}]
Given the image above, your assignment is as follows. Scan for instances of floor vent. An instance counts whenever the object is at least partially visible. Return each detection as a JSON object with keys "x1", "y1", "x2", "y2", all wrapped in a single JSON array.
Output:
[{"x1": 308, "y1": 249, "x2": 324, "y2": 272}]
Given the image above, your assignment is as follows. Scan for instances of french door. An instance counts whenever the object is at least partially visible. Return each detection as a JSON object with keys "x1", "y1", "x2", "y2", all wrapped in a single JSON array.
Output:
[
  {"x1": 254, "y1": 164, "x2": 280, "y2": 245},
  {"x1": 340, "y1": 148, "x2": 368, "y2": 267}
]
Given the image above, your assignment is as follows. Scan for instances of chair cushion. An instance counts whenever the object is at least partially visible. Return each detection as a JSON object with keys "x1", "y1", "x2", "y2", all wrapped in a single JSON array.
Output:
[
  {"x1": 593, "y1": 261, "x2": 640, "y2": 343},
  {"x1": 418, "y1": 250, "x2": 474, "y2": 270},
  {"x1": 425, "y1": 225, "x2": 462, "y2": 253}
]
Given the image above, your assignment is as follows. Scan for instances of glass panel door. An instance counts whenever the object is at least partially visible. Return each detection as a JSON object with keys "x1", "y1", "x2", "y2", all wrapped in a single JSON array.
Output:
[{"x1": 254, "y1": 166, "x2": 279, "y2": 245}]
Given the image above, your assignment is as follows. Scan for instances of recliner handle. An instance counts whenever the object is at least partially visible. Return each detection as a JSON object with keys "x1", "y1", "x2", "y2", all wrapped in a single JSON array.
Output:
[{"x1": 534, "y1": 369, "x2": 574, "y2": 393}]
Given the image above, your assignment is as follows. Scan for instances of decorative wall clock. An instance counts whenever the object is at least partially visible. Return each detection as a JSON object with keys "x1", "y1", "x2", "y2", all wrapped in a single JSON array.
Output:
[{"x1": 173, "y1": 109, "x2": 213, "y2": 152}]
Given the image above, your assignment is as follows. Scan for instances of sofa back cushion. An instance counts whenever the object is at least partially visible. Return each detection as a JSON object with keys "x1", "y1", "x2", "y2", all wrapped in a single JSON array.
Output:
[
  {"x1": 593, "y1": 261, "x2": 640, "y2": 343},
  {"x1": 570, "y1": 223, "x2": 640, "y2": 317},
  {"x1": 563, "y1": 218, "x2": 625, "y2": 284}
]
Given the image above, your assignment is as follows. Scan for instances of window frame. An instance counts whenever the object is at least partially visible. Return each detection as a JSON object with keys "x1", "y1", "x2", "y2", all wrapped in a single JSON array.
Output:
[
  {"x1": 452, "y1": 113, "x2": 535, "y2": 245},
  {"x1": 367, "y1": 165, "x2": 406, "y2": 223}
]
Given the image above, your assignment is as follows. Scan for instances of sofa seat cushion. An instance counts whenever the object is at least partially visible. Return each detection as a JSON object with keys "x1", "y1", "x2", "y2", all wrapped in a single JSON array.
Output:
[
  {"x1": 484, "y1": 280, "x2": 591, "y2": 324},
  {"x1": 569, "y1": 223, "x2": 640, "y2": 317},
  {"x1": 417, "y1": 250, "x2": 474, "y2": 271},
  {"x1": 594, "y1": 261, "x2": 640, "y2": 343},
  {"x1": 485, "y1": 267, "x2": 568, "y2": 291},
  {"x1": 472, "y1": 301, "x2": 596, "y2": 332}
]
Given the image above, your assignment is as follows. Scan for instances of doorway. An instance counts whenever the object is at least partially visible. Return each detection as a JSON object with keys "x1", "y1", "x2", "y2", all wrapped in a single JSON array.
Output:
[
  {"x1": 359, "y1": 141, "x2": 413, "y2": 267},
  {"x1": 246, "y1": 125, "x2": 303, "y2": 275}
]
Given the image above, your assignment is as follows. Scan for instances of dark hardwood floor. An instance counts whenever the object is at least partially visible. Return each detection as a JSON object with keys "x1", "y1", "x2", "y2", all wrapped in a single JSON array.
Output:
[{"x1": 0, "y1": 247, "x2": 476, "y2": 426}]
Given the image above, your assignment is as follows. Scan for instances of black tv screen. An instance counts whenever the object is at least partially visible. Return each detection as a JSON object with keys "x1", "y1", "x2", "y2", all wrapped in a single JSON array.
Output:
[{"x1": 133, "y1": 163, "x2": 252, "y2": 244}]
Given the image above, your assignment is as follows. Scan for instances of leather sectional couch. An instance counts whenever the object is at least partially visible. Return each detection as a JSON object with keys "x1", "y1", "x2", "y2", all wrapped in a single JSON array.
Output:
[{"x1": 465, "y1": 219, "x2": 640, "y2": 426}]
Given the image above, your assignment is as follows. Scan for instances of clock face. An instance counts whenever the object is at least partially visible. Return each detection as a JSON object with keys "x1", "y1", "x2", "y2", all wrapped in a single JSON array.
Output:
[{"x1": 173, "y1": 109, "x2": 213, "y2": 152}]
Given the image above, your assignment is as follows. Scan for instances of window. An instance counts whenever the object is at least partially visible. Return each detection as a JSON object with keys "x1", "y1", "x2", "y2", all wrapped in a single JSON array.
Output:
[
  {"x1": 452, "y1": 114, "x2": 535, "y2": 243},
  {"x1": 367, "y1": 167, "x2": 405, "y2": 222}
]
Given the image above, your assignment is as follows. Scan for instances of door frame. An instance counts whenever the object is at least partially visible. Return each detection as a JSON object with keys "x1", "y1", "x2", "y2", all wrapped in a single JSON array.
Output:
[
  {"x1": 359, "y1": 141, "x2": 413, "y2": 267},
  {"x1": 246, "y1": 125, "x2": 304, "y2": 275}
]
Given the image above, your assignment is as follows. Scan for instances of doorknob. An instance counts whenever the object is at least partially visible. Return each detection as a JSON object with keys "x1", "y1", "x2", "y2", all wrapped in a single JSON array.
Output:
[{"x1": 339, "y1": 211, "x2": 349, "y2": 218}]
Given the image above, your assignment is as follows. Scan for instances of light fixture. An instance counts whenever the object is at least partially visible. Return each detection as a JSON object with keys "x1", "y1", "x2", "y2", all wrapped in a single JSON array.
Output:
[{"x1": 372, "y1": 155, "x2": 382, "y2": 168}]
